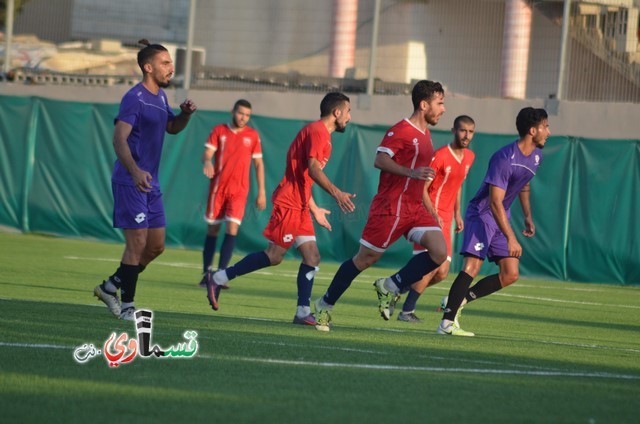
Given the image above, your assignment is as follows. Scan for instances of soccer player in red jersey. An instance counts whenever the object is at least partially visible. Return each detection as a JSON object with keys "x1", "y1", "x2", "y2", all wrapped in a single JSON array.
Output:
[
  {"x1": 392, "y1": 115, "x2": 476, "y2": 323},
  {"x1": 313, "y1": 80, "x2": 447, "y2": 331},
  {"x1": 207, "y1": 93, "x2": 356, "y2": 325},
  {"x1": 198, "y1": 100, "x2": 266, "y2": 288}
]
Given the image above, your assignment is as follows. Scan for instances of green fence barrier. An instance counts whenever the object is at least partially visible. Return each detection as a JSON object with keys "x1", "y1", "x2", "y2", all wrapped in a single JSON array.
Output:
[{"x1": 1, "y1": 95, "x2": 638, "y2": 284}]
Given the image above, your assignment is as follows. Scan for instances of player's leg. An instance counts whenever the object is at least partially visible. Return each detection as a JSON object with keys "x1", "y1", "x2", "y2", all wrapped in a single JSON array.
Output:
[
  {"x1": 217, "y1": 220, "x2": 240, "y2": 271},
  {"x1": 202, "y1": 187, "x2": 225, "y2": 284},
  {"x1": 294, "y1": 238, "x2": 321, "y2": 325},
  {"x1": 464, "y1": 256, "x2": 519, "y2": 305},
  {"x1": 118, "y1": 227, "x2": 148, "y2": 320}
]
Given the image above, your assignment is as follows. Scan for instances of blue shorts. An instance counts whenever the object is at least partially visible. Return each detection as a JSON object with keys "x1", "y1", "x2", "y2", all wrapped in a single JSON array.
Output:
[
  {"x1": 459, "y1": 215, "x2": 509, "y2": 262},
  {"x1": 112, "y1": 182, "x2": 166, "y2": 229}
]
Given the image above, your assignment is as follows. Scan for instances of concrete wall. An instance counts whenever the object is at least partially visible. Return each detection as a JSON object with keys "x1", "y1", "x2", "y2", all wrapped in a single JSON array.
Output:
[{"x1": 1, "y1": 83, "x2": 638, "y2": 139}]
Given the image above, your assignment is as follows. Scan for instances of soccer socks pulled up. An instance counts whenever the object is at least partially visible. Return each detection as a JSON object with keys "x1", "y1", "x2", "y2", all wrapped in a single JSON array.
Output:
[
  {"x1": 466, "y1": 273, "x2": 502, "y2": 303},
  {"x1": 217, "y1": 234, "x2": 237, "y2": 270},
  {"x1": 296, "y1": 263, "x2": 318, "y2": 307},
  {"x1": 224, "y1": 251, "x2": 271, "y2": 281},
  {"x1": 203, "y1": 235, "x2": 218, "y2": 273},
  {"x1": 402, "y1": 289, "x2": 422, "y2": 313},
  {"x1": 323, "y1": 259, "x2": 362, "y2": 305},
  {"x1": 390, "y1": 252, "x2": 440, "y2": 292},
  {"x1": 442, "y1": 271, "x2": 474, "y2": 322},
  {"x1": 119, "y1": 263, "x2": 141, "y2": 304}
]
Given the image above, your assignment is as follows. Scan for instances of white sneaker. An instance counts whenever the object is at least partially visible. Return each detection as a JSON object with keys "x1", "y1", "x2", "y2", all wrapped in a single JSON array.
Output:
[
  {"x1": 120, "y1": 307, "x2": 136, "y2": 321},
  {"x1": 373, "y1": 278, "x2": 391, "y2": 320},
  {"x1": 93, "y1": 283, "x2": 121, "y2": 317},
  {"x1": 436, "y1": 321, "x2": 475, "y2": 337}
]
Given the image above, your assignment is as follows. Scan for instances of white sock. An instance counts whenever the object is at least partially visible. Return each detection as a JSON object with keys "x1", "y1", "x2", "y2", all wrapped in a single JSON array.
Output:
[
  {"x1": 441, "y1": 319, "x2": 454, "y2": 328},
  {"x1": 383, "y1": 278, "x2": 399, "y2": 295},
  {"x1": 103, "y1": 279, "x2": 117, "y2": 293},
  {"x1": 121, "y1": 302, "x2": 135, "y2": 310},
  {"x1": 297, "y1": 305, "x2": 311, "y2": 318},
  {"x1": 213, "y1": 269, "x2": 229, "y2": 285},
  {"x1": 316, "y1": 297, "x2": 333, "y2": 310}
]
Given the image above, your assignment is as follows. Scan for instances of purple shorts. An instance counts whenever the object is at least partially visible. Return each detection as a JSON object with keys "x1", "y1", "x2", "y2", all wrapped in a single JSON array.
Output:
[
  {"x1": 459, "y1": 215, "x2": 509, "y2": 262},
  {"x1": 112, "y1": 182, "x2": 166, "y2": 229}
]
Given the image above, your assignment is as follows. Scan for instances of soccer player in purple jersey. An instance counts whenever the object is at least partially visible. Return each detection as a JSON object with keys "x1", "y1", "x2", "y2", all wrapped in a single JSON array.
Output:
[
  {"x1": 437, "y1": 107, "x2": 549, "y2": 336},
  {"x1": 93, "y1": 39, "x2": 197, "y2": 321}
]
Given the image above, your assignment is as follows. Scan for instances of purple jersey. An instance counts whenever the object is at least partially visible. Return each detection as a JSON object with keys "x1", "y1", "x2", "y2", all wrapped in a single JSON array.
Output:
[
  {"x1": 111, "y1": 83, "x2": 176, "y2": 188},
  {"x1": 466, "y1": 141, "x2": 543, "y2": 220}
]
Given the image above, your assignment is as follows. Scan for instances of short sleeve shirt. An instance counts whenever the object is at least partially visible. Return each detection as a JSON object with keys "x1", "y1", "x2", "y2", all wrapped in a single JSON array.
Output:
[
  {"x1": 205, "y1": 124, "x2": 262, "y2": 196},
  {"x1": 271, "y1": 120, "x2": 332, "y2": 210},
  {"x1": 369, "y1": 119, "x2": 435, "y2": 216},
  {"x1": 466, "y1": 141, "x2": 543, "y2": 220},
  {"x1": 428, "y1": 145, "x2": 475, "y2": 217},
  {"x1": 111, "y1": 83, "x2": 176, "y2": 188}
]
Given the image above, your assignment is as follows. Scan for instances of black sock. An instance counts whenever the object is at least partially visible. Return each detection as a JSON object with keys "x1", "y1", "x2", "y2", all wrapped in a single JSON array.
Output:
[
  {"x1": 466, "y1": 273, "x2": 502, "y2": 303},
  {"x1": 109, "y1": 263, "x2": 125, "y2": 289},
  {"x1": 217, "y1": 234, "x2": 237, "y2": 270},
  {"x1": 402, "y1": 289, "x2": 421, "y2": 313},
  {"x1": 443, "y1": 271, "x2": 474, "y2": 322},
  {"x1": 390, "y1": 252, "x2": 440, "y2": 292},
  {"x1": 138, "y1": 264, "x2": 146, "y2": 273},
  {"x1": 203, "y1": 235, "x2": 218, "y2": 273},
  {"x1": 119, "y1": 264, "x2": 140, "y2": 304},
  {"x1": 324, "y1": 259, "x2": 361, "y2": 305}
]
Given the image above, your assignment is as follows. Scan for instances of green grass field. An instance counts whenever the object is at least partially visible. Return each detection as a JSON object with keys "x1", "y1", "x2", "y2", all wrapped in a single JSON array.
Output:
[{"x1": 1, "y1": 232, "x2": 639, "y2": 423}]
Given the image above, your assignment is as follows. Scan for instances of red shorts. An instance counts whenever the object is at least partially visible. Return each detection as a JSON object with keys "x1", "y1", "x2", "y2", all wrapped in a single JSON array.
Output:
[
  {"x1": 263, "y1": 204, "x2": 315, "y2": 249},
  {"x1": 360, "y1": 205, "x2": 440, "y2": 253},
  {"x1": 205, "y1": 187, "x2": 248, "y2": 225}
]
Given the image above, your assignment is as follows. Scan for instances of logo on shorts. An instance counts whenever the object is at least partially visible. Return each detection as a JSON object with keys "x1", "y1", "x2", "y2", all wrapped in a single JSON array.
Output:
[
  {"x1": 283, "y1": 234, "x2": 293, "y2": 243},
  {"x1": 135, "y1": 213, "x2": 146, "y2": 223},
  {"x1": 474, "y1": 242, "x2": 484, "y2": 251}
]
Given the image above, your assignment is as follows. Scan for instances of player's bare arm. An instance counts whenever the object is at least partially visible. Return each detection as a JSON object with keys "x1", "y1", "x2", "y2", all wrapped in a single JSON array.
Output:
[
  {"x1": 519, "y1": 182, "x2": 535, "y2": 237},
  {"x1": 308, "y1": 157, "x2": 355, "y2": 213},
  {"x1": 489, "y1": 185, "x2": 522, "y2": 257},
  {"x1": 253, "y1": 157, "x2": 267, "y2": 210},
  {"x1": 202, "y1": 147, "x2": 215, "y2": 179},
  {"x1": 422, "y1": 180, "x2": 442, "y2": 227},
  {"x1": 113, "y1": 120, "x2": 152, "y2": 192},
  {"x1": 309, "y1": 197, "x2": 332, "y2": 231},
  {"x1": 166, "y1": 99, "x2": 197, "y2": 134},
  {"x1": 454, "y1": 188, "x2": 464, "y2": 233},
  {"x1": 374, "y1": 152, "x2": 435, "y2": 181}
]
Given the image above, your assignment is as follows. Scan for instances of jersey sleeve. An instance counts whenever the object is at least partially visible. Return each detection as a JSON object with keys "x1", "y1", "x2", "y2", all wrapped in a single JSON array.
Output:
[
  {"x1": 205, "y1": 126, "x2": 220, "y2": 151},
  {"x1": 163, "y1": 92, "x2": 176, "y2": 122},
  {"x1": 251, "y1": 130, "x2": 263, "y2": 158},
  {"x1": 484, "y1": 150, "x2": 511, "y2": 190},
  {"x1": 306, "y1": 126, "x2": 328, "y2": 162},
  {"x1": 377, "y1": 131, "x2": 405, "y2": 158},
  {"x1": 115, "y1": 91, "x2": 140, "y2": 126}
]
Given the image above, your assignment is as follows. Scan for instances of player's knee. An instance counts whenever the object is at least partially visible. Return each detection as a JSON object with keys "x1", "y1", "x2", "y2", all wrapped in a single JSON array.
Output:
[
  {"x1": 429, "y1": 249, "x2": 447, "y2": 266},
  {"x1": 148, "y1": 244, "x2": 165, "y2": 259},
  {"x1": 433, "y1": 265, "x2": 449, "y2": 283},
  {"x1": 353, "y1": 253, "x2": 377, "y2": 270},
  {"x1": 501, "y1": 270, "x2": 519, "y2": 286}
]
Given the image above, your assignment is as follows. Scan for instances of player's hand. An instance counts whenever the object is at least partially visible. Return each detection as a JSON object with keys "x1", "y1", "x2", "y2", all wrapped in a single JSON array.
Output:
[
  {"x1": 409, "y1": 166, "x2": 436, "y2": 181},
  {"x1": 180, "y1": 99, "x2": 197, "y2": 115},
  {"x1": 333, "y1": 191, "x2": 356, "y2": 213},
  {"x1": 507, "y1": 237, "x2": 522, "y2": 258},
  {"x1": 455, "y1": 216, "x2": 464, "y2": 233},
  {"x1": 522, "y1": 217, "x2": 535, "y2": 237},
  {"x1": 203, "y1": 161, "x2": 215, "y2": 179},
  {"x1": 311, "y1": 207, "x2": 332, "y2": 231},
  {"x1": 132, "y1": 168, "x2": 152, "y2": 192},
  {"x1": 255, "y1": 191, "x2": 267, "y2": 211}
]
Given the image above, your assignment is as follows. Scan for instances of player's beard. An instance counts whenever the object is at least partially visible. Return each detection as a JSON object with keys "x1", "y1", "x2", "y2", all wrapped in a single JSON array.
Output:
[{"x1": 335, "y1": 121, "x2": 347, "y2": 133}]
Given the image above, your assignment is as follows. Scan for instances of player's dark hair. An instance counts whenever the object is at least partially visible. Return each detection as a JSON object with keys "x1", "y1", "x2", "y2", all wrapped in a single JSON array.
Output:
[
  {"x1": 516, "y1": 107, "x2": 548, "y2": 137},
  {"x1": 453, "y1": 115, "x2": 475, "y2": 129},
  {"x1": 137, "y1": 39, "x2": 168, "y2": 73},
  {"x1": 411, "y1": 80, "x2": 444, "y2": 110},
  {"x1": 320, "y1": 92, "x2": 350, "y2": 117},
  {"x1": 233, "y1": 99, "x2": 252, "y2": 111}
]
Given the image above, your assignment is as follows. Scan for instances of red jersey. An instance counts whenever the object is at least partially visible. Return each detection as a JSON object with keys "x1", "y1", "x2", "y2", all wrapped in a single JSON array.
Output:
[
  {"x1": 205, "y1": 124, "x2": 262, "y2": 197},
  {"x1": 428, "y1": 145, "x2": 475, "y2": 217},
  {"x1": 272, "y1": 120, "x2": 332, "y2": 210},
  {"x1": 369, "y1": 119, "x2": 435, "y2": 216}
]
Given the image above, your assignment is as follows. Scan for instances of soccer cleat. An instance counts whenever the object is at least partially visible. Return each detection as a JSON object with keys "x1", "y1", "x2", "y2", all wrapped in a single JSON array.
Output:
[
  {"x1": 314, "y1": 298, "x2": 332, "y2": 332},
  {"x1": 205, "y1": 270, "x2": 221, "y2": 311},
  {"x1": 397, "y1": 312, "x2": 422, "y2": 323},
  {"x1": 436, "y1": 322, "x2": 475, "y2": 337},
  {"x1": 388, "y1": 293, "x2": 402, "y2": 317},
  {"x1": 454, "y1": 304, "x2": 465, "y2": 328},
  {"x1": 120, "y1": 306, "x2": 136, "y2": 321},
  {"x1": 93, "y1": 282, "x2": 121, "y2": 318},
  {"x1": 292, "y1": 313, "x2": 317, "y2": 326},
  {"x1": 373, "y1": 278, "x2": 392, "y2": 320}
]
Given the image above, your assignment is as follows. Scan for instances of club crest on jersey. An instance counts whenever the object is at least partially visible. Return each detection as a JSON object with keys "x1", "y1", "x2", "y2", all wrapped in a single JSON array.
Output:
[
  {"x1": 534, "y1": 155, "x2": 540, "y2": 165},
  {"x1": 445, "y1": 166, "x2": 452, "y2": 173},
  {"x1": 220, "y1": 135, "x2": 227, "y2": 143},
  {"x1": 412, "y1": 138, "x2": 418, "y2": 146},
  {"x1": 243, "y1": 137, "x2": 252, "y2": 146}
]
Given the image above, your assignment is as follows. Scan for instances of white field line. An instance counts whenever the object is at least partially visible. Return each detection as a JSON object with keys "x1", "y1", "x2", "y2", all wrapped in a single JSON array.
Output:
[
  {"x1": 1, "y1": 341, "x2": 637, "y2": 381},
  {"x1": 63, "y1": 256, "x2": 640, "y2": 309}
]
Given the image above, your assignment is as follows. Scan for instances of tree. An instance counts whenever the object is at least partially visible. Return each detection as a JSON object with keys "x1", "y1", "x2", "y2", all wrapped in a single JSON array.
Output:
[{"x1": 0, "y1": 0, "x2": 33, "y2": 27}]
